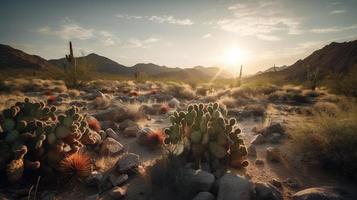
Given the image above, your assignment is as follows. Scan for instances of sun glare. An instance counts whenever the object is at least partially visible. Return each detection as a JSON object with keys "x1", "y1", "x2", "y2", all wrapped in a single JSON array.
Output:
[{"x1": 223, "y1": 47, "x2": 246, "y2": 65}]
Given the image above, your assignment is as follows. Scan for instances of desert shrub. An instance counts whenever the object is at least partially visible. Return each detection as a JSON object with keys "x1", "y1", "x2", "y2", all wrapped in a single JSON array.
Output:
[
  {"x1": 68, "y1": 89, "x2": 80, "y2": 97},
  {"x1": 303, "y1": 89, "x2": 320, "y2": 98},
  {"x1": 163, "y1": 82, "x2": 195, "y2": 100},
  {"x1": 0, "y1": 80, "x2": 12, "y2": 92},
  {"x1": 291, "y1": 104, "x2": 357, "y2": 178},
  {"x1": 196, "y1": 87, "x2": 209, "y2": 96},
  {"x1": 283, "y1": 85, "x2": 302, "y2": 94},
  {"x1": 332, "y1": 64, "x2": 357, "y2": 96},
  {"x1": 242, "y1": 104, "x2": 266, "y2": 117},
  {"x1": 218, "y1": 96, "x2": 237, "y2": 108},
  {"x1": 313, "y1": 102, "x2": 340, "y2": 116}
]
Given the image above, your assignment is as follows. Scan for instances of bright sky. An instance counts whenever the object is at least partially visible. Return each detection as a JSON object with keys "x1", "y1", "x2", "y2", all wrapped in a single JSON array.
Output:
[{"x1": 1, "y1": 0, "x2": 357, "y2": 74}]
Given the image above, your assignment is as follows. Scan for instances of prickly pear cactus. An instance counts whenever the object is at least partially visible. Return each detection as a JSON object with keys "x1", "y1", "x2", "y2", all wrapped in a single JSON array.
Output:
[
  {"x1": 164, "y1": 102, "x2": 248, "y2": 173},
  {"x1": 0, "y1": 98, "x2": 97, "y2": 182}
]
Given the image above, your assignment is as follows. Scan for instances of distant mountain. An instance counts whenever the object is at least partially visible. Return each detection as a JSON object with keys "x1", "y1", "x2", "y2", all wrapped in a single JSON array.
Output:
[
  {"x1": 49, "y1": 53, "x2": 232, "y2": 79},
  {"x1": 0, "y1": 44, "x2": 59, "y2": 72},
  {"x1": 251, "y1": 40, "x2": 357, "y2": 81},
  {"x1": 49, "y1": 53, "x2": 132, "y2": 75},
  {"x1": 256, "y1": 65, "x2": 288, "y2": 75}
]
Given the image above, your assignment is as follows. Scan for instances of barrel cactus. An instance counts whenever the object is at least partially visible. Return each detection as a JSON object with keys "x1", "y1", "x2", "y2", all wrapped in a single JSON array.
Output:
[
  {"x1": 0, "y1": 98, "x2": 98, "y2": 182},
  {"x1": 164, "y1": 102, "x2": 248, "y2": 174}
]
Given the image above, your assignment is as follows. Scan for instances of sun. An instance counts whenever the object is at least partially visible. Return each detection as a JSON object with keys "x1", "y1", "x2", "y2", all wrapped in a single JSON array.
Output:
[{"x1": 223, "y1": 47, "x2": 246, "y2": 66}]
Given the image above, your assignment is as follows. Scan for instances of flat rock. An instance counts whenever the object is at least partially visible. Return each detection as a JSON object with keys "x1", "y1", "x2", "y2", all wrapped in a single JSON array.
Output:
[
  {"x1": 116, "y1": 153, "x2": 140, "y2": 173},
  {"x1": 100, "y1": 138, "x2": 124, "y2": 156},
  {"x1": 217, "y1": 172, "x2": 253, "y2": 200},
  {"x1": 292, "y1": 187, "x2": 347, "y2": 200}
]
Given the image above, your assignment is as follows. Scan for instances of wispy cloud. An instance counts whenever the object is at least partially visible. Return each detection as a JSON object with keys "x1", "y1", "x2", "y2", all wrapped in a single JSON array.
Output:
[
  {"x1": 202, "y1": 33, "x2": 212, "y2": 39},
  {"x1": 116, "y1": 14, "x2": 194, "y2": 26},
  {"x1": 37, "y1": 24, "x2": 94, "y2": 40},
  {"x1": 213, "y1": 1, "x2": 302, "y2": 41},
  {"x1": 122, "y1": 38, "x2": 160, "y2": 48},
  {"x1": 330, "y1": 9, "x2": 346, "y2": 14},
  {"x1": 310, "y1": 24, "x2": 357, "y2": 33}
]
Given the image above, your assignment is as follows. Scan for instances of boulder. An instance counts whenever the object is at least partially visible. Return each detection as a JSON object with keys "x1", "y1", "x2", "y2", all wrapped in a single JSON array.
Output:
[
  {"x1": 168, "y1": 98, "x2": 180, "y2": 108},
  {"x1": 119, "y1": 119, "x2": 138, "y2": 131},
  {"x1": 266, "y1": 147, "x2": 281, "y2": 162},
  {"x1": 255, "y1": 182, "x2": 283, "y2": 200},
  {"x1": 181, "y1": 169, "x2": 215, "y2": 198},
  {"x1": 123, "y1": 125, "x2": 141, "y2": 137},
  {"x1": 105, "y1": 128, "x2": 120, "y2": 141},
  {"x1": 86, "y1": 171, "x2": 104, "y2": 188},
  {"x1": 93, "y1": 105, "x2": 128, "y2": 122},
  {"x1": 292, "y1": 187, "x2": 347, "y2": 200},
  {"x1": 216, "y1": 172, "x2": 253, "y2": 200},
  {"x1": 192, "y1": 192, "x2": 215, "y2": 200},
  {"x1": 116, "y1": 153, "x2": 140, "y2": 173},
  {"x1": 268, "y1": 133, "x2": 282, "y2": 144},
  {"x1": 100, "y1": 138, "x2": 124, "y2": 156},
  {"x1": 100, "y1": 121, "x2": 119, "y2": 131},
  {"x1": 109, "y1": 174, "x2": 128, "y2": 187},
  {"x1": 261, "y1": 123, "x2": 285, "y2": 136},
  {"x1": 251, "y1": 134, "x2": 265, "y2": 145}
]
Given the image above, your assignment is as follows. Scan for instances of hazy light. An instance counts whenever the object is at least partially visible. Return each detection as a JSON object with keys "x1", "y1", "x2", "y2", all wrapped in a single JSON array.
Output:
[{"x1": 220, "y1": 47, "x2": 249, "y2": 74}]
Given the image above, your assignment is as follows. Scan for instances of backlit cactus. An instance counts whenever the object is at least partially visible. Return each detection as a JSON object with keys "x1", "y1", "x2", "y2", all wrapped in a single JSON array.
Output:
[
  {"x1": 0, "y1": 98, "x2": 97, "y2": 182},
  {"x1": 164, "y1": 102, "x2": 248, "y2": 173}
]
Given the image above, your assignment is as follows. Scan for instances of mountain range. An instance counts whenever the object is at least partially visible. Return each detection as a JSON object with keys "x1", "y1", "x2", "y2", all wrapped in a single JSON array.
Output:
[{"x1": 1, "y1": 40, "x2": 357, "y2": 82}]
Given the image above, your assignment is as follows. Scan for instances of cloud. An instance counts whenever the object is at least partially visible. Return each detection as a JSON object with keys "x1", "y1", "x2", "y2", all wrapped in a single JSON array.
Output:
[
  {"x1": 330, "y1": 9, "x2": 346, "y2": 14},
  {"x1": 101, "y1": 38, "x2": 115, "y2": 46},
  {"x1": 116, "y1": 14, "x2": 194, "y2": 26},
  {"x1": 122, "y1": 38, "x2": 160, "y2": 48},
  {"x1": 213, "y1": 1, "x2": 302, "y2": 41},
  {"x1": 37, "y1": 24, "x2": 94, "y2": 40},
  {"x1": 202, "y1": 33, "x2": 212, "y2": 39},
  {"x1": 310, "y1": 24, "x2": 357, "y2": 33}
]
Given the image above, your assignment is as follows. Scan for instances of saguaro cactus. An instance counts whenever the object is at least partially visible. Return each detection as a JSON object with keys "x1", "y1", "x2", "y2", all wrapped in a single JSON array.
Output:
[
  {"x1": 306, "y1": 64, "x2": 319, "y2": 90},
  {"x1": 237, "y1": 65, "x2": 243, "y2": 87},
  {"x1": 64, "y1": 41, "x2": 79, "y2": 87}
]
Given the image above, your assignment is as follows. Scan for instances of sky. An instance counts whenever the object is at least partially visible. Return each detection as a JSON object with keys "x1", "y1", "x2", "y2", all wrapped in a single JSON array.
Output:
[{"x1": 1, "y1": 0, "x2": 357, "y2": 74}]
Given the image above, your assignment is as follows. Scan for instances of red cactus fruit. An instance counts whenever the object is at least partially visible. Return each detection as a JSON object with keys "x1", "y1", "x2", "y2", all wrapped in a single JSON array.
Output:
[
  {"x1": 87, "y1": 116, "x2": 101, "y2": 132},
  {"x1": 160, "y1": 103, "x2": 169, "y2": 114},
  {"x1": 47, "y1": 95, "x2": 57, "y2": 105},
  {"x1": 59, "y1": 152, "x2": 91, "y2": 180}
]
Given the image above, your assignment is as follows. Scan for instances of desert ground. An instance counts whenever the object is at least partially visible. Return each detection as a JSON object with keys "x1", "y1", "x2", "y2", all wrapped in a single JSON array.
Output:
[{"x1": 0, "y1": 78, "x2": 356, "y2": 200}]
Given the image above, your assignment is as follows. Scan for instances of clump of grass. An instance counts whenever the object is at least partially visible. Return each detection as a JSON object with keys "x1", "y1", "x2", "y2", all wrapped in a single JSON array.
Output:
[
  {"x1": 163, "y1": 82, "x2": 195, "y2": 100},
  {"x1": 313, "y1": 102, "x2": 340, "y2": 116},
  {"x1": 290, "y1": 103, "x2": 357, "y2": 178}
]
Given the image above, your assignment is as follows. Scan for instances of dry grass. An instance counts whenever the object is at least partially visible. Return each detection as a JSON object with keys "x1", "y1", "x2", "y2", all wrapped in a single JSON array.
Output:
[
  {"x1": 313, "y1": 102, "x2": 340, "y2": 116},
  {"x1": 290, "y1": 102, "x2": 357, "y2": 177}
]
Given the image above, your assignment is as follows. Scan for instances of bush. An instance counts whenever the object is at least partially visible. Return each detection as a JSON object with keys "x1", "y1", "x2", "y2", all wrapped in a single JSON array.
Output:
[{"x1": 291, "y1": 103, "x2": 357, "y2": 178}]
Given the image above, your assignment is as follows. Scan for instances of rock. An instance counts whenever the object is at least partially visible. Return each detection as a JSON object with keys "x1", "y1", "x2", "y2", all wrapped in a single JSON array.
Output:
[
  {"x1": 255, "y1": 182, "x2": 283, "y2": 200},
  {"x1": 99, "y1": 130, "x2": 107, "y2": 140},
  {"x1": 284, "y1": 178, "x2": 301, "y2": 189},
  {"x1": 181, "y1": 169, "x2": 215, "y2": 198},
  {"x1": 251, "y1": 134, "x2": 265, "y2": 145},
  {"x1": 105, "y1": 128, "x2": 120, "y2": 141},
  {"x1": 255, "y1": 159, "x2": 264, "y2": 165},
  {"x1": 100, "y1": 138, "x2": 124, "y2": 156},
  {"x1": 123, "y1": 125, "x2": 141, "y2": 137},
  {"x1": 261, "y1": 123, "x2": 285, "y2": 136},
  {"x1": 86, "y1": 171, "x2": 104, "y2": 188},
  {"x1": 108, "y1": 186, "x2": 126, "y2": 199},
  {"x1": 266, "y1": 147, "x2": 281, "y2": 162},
  {"x1": 81, "y1": 130, "x2": 102, "y2": 145},
  {"x1": 216, "y1": 172, "x2": 253, "y2": 200},
  {"x1": 248, "y1": 145, "x2": 257, "y2": 157},
  {"x1": 119, "y1": 119, "x2": 138, "y2": 131},
  {"x1": 271, "y1": 179, "x2": 282, "y2": 188},
  {"x1": 292, "y1": 187, "x2": 347, "y2": 200},
  {"x1": 269, "y1": 133, "x2": 282, "y2": 144},
  {"x1": 116, "y1": 153, "x2": 140, "y2": 173},
  {"x1": 192, "y1": 192, "x2": 215, "y2": 200},
  {"x1": 93, "y1": 105, "x2": 128, "y2": 122},
  {"x1": 100, "y1": 121, "x2": 119, "y2": 131},
  {"x1": 168, "y1": 98, "x2": 180, "y2": 108},
  {"x1": 109, "y1": 174, "x2": 128, "y2": 187}
]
